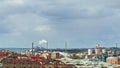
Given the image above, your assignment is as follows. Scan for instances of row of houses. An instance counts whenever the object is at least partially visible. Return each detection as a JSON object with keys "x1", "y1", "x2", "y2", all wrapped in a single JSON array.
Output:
[
  {"x1": 1, "y1": 52, "x2": 75, "y2": 68},
  {"x1": 2, "y1": 58, "x2": 75, "y2": 68}
]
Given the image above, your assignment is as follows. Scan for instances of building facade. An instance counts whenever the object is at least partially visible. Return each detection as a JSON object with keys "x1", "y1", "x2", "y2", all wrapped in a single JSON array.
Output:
[
  {"x1": 106, "y1": 57, "x2": 120, "y2": 64},
  {"x1": 88, "y1": 49, "x2": 93, "y2": 55}
]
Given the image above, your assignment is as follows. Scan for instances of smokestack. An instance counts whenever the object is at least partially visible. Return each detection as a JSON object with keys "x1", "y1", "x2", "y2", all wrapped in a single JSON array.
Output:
[
  {"x1": 65, "y1": 42, "x2": 67, "y2": 61},
  {"x1": 65, "y1": 42, "x2": 67, "y2": 53},
  {"x1": 32, "y1": 42, "x2": 34, "y2": 54},
  {"x1": 46, "y1": 42, "x2": 48, "y2": 50},
  {"x1": 116, "y1": 43, "x2": 117, "y2": 48},
  {"x1": 116, "y1": 43, "x2": 118, "y2": 56}
]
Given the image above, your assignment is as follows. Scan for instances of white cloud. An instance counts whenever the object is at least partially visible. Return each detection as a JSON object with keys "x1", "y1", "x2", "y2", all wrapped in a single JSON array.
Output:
[
  {"x1": 34, "y1": 25, "x2": 52, "y2": 33},
  {"x1": 1, "y1": 0, "x2": 120, "y2": 48},
  {"x1": 0, "y1": 14, "x2": 44, "y2": 36},
  {"x1": 5, "y1": 0, "x2": 26, "y2": 5},
  {"x1": 38, "y1": 40, "x2": 48, "y2": 45},
  {"x1": 7, "y1": 29, "x2": 22, "y2": 36}
]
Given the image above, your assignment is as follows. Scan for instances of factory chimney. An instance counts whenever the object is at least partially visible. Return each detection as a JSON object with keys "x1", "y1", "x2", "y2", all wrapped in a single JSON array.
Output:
[
  {"x1": 32, "y1": 42, "x2": 34, "y2": 54},
  {"x1": 65, "y1": 42, "x2": 67, "y2": 53},
  {"x1": 64, "y1": 42, "x2": 68, "y2": 61},
  {"x1": 46, "y1": 42, "x2": 48, "y2": 51}
]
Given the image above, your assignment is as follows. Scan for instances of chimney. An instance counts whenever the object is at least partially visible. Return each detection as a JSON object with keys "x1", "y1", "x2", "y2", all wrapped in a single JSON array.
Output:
[{"x1": 32, "y1": 42, "x2": 34, "y2": 54}]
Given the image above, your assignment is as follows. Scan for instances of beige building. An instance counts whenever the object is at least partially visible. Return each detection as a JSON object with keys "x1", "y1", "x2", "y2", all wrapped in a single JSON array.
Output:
[
  {"x1": 49, "y1": 52, "x2": 60, "y2": 59},
  {"x1": 106, "y1": 57, "x2": 120, "y2": 64},
  {"x1": 95, "y1": 49, "x2": 101, "y2": 55}
]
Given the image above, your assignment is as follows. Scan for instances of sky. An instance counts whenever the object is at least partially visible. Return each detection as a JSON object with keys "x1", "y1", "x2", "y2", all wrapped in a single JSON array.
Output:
[{"x1": 0, "y1": 0, "x2": 120, "y2": 48}]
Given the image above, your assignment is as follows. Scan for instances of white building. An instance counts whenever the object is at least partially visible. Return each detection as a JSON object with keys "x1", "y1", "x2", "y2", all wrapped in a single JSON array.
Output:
[
  {"x1": 88, "y1": 49, "x2": 93, "y2": 55},
  {"x1": 102, "y1": 49, "x2": 106, "y2": 53}
]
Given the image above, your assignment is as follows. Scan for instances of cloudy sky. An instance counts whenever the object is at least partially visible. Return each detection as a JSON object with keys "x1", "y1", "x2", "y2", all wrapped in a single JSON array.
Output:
[{"x1": 0, "y1": 0, "x2": 120, "y2": 48}]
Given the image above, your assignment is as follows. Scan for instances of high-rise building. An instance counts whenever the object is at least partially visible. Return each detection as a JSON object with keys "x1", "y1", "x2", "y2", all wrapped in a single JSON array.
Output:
[
  {"x1": 95, "y1": 49, "x2": 101, "y2": 55},
  {"x1": 96, "y1": 43, "x2": 100, "y2": 49}
]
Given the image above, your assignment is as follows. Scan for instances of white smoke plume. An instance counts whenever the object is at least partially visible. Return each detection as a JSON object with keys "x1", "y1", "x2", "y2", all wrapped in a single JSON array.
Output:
[{"x1": 38, "y1": 40, "x2": 48, "y2": 45}]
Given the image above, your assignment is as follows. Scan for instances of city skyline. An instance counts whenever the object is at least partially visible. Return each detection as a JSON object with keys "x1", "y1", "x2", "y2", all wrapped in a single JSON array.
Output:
[{"x1": 0, "y1": 0, "x2": 120, "y2": 48}]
